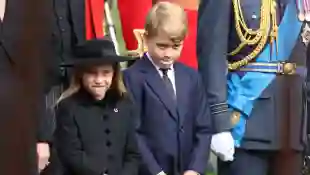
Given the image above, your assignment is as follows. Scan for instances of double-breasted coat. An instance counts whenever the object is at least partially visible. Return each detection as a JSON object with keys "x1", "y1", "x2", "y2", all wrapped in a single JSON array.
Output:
[{"x1": 54, "y1": 89, "x2": 141, "y2": 175}]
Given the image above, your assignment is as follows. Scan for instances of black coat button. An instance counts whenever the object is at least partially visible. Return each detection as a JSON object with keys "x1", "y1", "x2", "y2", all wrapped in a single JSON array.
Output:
[
  {"x1": 105, "y1": 129, "x2": 110, "y2": 134},
  {"x1": 106, "y1": 141, "x2": 111, "y2": 147},
  {"x1": 103, "y1": 115, "x2": 108, "y2": 120}
]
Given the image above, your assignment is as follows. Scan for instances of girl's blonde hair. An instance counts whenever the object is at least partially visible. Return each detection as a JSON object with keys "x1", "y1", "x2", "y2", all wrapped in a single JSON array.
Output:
[{"x1": 56, "y1": 63, "x2": 127, "y2": 105}]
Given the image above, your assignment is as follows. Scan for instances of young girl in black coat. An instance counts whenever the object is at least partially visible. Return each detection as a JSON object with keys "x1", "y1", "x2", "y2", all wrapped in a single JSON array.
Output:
[{"x1": 50, "y1": 38, "x2": 140, "y2": 175}]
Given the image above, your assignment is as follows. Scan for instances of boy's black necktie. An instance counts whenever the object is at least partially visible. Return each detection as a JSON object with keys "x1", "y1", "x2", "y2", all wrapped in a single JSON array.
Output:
[{"x1": 160, "y1": 68, "x2": 176, "y2": 100}]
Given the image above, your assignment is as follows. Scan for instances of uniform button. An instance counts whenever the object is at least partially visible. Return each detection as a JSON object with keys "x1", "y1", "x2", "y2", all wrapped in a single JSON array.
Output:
[
  {"x1": 58, "y1": 16, "x2": 63, "y2": 20},
  {"x1": 106, "y1": 141, "x2": 111, "y2": 147},
  {"x1": 252, "y1": 14, "x2": 257, "y2": 19},
  {"x1": 61, "y1": 28, "x2": 65, "y2": 32},
  {"x1": 105, "y1": 129, "x2": 110, "y2": 134}
]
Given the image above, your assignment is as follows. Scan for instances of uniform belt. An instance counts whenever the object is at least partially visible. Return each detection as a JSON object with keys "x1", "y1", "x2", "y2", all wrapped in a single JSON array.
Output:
[{"x1": 236, "y1": 62, "x2": 307, "y2": 77}]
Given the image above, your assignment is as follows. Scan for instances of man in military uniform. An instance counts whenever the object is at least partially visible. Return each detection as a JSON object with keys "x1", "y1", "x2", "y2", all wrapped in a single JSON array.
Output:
[{"x1": 197, "y1": 0, "x2": 308, "y2": 175}]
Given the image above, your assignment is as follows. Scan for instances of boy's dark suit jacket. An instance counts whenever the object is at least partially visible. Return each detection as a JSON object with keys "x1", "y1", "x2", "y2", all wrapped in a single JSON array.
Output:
[{"x1": 123, "y1": 55, "x2": 212, "y2": 175}]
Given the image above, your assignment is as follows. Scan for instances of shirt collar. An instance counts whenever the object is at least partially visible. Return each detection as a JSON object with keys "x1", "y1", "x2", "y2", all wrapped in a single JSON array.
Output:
[{"x1": 146, "y1": 52, "x2": 174, "y2": 71}]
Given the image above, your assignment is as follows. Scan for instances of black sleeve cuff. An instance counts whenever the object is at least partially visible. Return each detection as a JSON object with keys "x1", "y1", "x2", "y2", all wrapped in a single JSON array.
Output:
[{"x1": 210, "y1": 103, "x2": 234, "y2": 132}]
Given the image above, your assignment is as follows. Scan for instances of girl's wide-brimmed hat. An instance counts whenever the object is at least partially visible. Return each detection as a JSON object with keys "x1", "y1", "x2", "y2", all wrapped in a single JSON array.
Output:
[{"x1": 61, "y1": 38, "x2": 132, "y2": 67}]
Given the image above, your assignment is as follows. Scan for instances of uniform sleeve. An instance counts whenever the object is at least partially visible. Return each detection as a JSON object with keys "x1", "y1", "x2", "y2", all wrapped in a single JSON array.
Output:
[{"x1": 196, "y1": 0, "x2": 234, "y2": 132}]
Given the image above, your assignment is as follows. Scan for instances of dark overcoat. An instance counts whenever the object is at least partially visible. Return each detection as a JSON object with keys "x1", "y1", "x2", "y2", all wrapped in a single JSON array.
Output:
[{"x1": 54, "y1": 90, "x2": 141, "y2": 175}]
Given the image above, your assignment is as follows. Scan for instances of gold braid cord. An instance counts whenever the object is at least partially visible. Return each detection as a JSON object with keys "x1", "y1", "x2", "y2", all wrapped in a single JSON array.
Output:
[
  {"x1": 127, "y1": 29, "x2": 148, "y2": 57},
  {"x1": 228, "y1": 0, "x2": 278, "y2": 70}
]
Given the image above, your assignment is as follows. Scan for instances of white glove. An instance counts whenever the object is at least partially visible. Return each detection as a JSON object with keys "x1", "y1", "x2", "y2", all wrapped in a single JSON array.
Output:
[
  {"x1": 211, "y1": 132, "x2": 235, "y2": 161},
  {"x1": 157, "y1": 171, "x2": 167, "y2": 175}
]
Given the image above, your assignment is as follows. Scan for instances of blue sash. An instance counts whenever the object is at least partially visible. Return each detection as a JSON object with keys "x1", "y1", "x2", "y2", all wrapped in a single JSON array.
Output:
[{"x1": 227, "y1": 2, "x2": 302, "y2": 147}]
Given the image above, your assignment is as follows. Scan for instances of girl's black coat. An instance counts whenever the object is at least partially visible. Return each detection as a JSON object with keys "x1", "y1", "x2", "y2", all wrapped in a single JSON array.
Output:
[{"x1": 53, "y1": 90, "x2": 140, "y2": 175}]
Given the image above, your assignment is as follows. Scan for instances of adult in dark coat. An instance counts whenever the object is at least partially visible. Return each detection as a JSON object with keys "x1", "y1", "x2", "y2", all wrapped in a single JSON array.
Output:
[
  {"x1": 0, "y1": 0, "x2": 52, "y2": 174},
  {"x1": 41, "y1": 1, "x2": 88, "y2": 173},
  {"x1": 197, "y1": 0, "x2": 308, "y2": 175},
  {"x1": 41, "y1": 2, "x2": 90, "y2": 172},
  {"x1": 51, "y1": 0, "x2": 85, "y2": 87},
  {"x1": 54, "y1": 39, "x2": 140, "y2": 175},
  {"x1": 52, "y1": 0, "x2": 105, "y2": 87}
]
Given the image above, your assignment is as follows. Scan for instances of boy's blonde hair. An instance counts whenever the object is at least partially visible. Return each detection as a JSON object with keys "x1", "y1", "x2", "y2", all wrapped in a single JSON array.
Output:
[{"x1": 144, "y1": 1, "x2": 188, "y2": 42}]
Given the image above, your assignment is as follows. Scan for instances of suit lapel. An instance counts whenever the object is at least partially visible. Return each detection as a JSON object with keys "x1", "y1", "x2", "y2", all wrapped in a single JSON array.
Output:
[
  {"x1": 174, "y1": 63, "x2": 187, "y2": 125},
  {"x1": 138, "y1": 56, "x2": 178, "y2": 121}
]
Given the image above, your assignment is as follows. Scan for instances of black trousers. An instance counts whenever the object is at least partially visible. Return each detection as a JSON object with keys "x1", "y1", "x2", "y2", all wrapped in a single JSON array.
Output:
[{"x1": 218, "y1": 149, "x2": 303, "y2": 175}]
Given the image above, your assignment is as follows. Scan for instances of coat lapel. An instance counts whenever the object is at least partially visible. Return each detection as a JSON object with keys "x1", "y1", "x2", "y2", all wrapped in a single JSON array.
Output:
[{"x1": 137, "y1": 56, "x2": 178, "y2": 121}]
